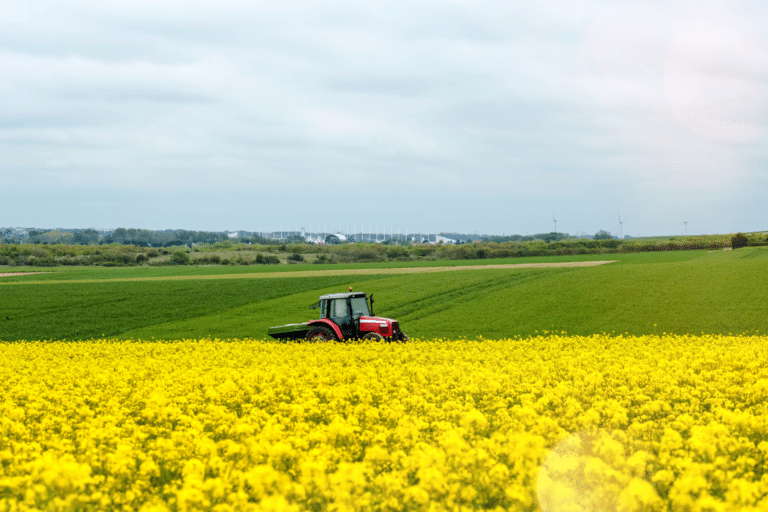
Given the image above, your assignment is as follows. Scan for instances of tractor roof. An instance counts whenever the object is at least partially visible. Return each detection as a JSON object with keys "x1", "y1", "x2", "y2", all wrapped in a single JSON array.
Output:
[{"x1": 319, "y1": 292, "x2": 367, "y2": 300}]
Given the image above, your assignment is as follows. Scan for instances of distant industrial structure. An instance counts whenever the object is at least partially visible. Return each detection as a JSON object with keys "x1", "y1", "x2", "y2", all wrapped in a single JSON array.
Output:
[{"x1": 249, "y1": 228, "x2": 459, "y2": 245}]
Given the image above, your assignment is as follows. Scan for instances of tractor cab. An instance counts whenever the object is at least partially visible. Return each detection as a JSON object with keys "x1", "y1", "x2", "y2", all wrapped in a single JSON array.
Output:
[{"x1": 310, "y1": 292, "x2": 374, "y2": 339}]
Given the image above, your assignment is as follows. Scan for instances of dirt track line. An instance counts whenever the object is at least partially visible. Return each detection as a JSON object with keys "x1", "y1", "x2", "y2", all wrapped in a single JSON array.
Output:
[{"x1": 0, "y1": 261, "x2": 616, "y2": 285}]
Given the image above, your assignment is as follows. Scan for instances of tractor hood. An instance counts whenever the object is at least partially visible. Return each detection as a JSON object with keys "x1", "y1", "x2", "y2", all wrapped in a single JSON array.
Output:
[
  {"x1": 359, "y1": 315, "x2": 394, "y2": 326},
  {"x1": 358, "y1": 315, "x2": 399, "y2": 337}
]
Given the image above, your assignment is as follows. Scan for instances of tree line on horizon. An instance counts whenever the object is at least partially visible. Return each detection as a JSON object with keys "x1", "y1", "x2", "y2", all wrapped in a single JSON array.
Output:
[
  {"x1": 1, "y1": 228, "x2": 233, "y2": 247},
  {"x1": 1, "y1": 227, "x2": 621, "y2": 247}
]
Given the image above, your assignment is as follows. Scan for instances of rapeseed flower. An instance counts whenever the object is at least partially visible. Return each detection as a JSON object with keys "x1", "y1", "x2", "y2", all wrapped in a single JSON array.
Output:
[{"x1": 0, "y1": 334, "x2": 766, "y2": 510}]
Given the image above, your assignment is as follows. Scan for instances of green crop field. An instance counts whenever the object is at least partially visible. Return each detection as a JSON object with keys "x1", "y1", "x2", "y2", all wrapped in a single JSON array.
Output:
[
  {"x1": 0, "y1": 275, "x2": 397, "y2": 341},
  {"x1": 0, "y1": 249, "x2": 703, "y2": 282},
  {"x1": 2, "y1": 248, "x2": 767, "y2": 341}
]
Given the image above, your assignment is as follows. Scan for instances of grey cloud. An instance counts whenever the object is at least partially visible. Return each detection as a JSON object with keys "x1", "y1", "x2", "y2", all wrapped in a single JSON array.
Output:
[{"x1": 1, "y1": 0, "x2": 767, "y2": 236}]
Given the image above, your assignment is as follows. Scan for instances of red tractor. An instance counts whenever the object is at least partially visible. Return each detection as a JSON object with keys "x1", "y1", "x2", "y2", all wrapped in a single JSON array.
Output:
[{"x1": 267, "y1": 289, "x2": 408, "y2": 342}]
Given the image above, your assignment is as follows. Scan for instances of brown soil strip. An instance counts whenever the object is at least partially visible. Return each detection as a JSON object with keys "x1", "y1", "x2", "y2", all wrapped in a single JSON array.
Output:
[
  {"x1": 0, "y1": 272, "x2": 49, "y2": 277},
  {"x1": 0, "y1": 261, "x2": 616, "y2": 285}
]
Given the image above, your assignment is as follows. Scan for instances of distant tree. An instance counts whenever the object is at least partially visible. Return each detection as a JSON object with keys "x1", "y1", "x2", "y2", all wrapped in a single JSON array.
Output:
[
  {"x1": 83, "y1": 229, "x2": 100, "y2": 244},
  {"x1": 594, "y1": 230, "x2": 614, "y2": 240},
  {"x1": 36, "y1": 230, "x2": 71, "y2": 244},
  {"x1": 731, "y1": 232, "x2": 748, "y2": 249},
  {"x1": 171, "y1": 250, "x2": 191, "y2": 265},
  {"x1": 131, "y1": 229, "x2": 153, "y2": 246},
  {"x1": 313, "y1": 254, "x2": 333, "y2": 264},
  {"x1": 72, "y1": 231, "x2": 90, "y2": 245},
  {"x1": 112, "y1": 228, "x2": 128, "y2": 244}
]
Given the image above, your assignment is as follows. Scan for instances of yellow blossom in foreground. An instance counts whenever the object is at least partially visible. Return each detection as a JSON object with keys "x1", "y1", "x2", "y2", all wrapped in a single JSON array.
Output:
[{"x1": 0, "y1": 334, "x2": 767, "y2": 511}]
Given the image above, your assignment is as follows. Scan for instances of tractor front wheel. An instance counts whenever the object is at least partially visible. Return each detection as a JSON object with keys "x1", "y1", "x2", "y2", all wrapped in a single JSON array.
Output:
[
  {"x1": 362, "y1": 332, "x2": 384, "y2": 341},
  {"x1": 306, "y1": 326, "x2": 336, "y2": 343}
]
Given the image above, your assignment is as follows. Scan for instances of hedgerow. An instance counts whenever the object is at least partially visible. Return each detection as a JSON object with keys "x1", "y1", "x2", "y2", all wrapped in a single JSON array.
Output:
[{"x1": 2, "y1": 232, "x2": 767, "y2": 267}]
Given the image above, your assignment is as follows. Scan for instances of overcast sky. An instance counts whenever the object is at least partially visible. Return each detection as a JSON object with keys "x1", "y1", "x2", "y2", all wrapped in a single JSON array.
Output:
[{"x1": 3, "y1": 0, "x2": 768, "y2": 237}]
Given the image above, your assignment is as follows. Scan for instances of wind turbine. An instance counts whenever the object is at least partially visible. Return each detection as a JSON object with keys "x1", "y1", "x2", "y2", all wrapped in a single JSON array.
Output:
[
  {"x1": 683, "y1": 219, "x2": 688, "y2": 236},
  {"x1": 618, "y1": 215, "x2": 623, "y2": 239},
  {"x1": 553, "y1": 214, "x2": 557, "y2": 238}
]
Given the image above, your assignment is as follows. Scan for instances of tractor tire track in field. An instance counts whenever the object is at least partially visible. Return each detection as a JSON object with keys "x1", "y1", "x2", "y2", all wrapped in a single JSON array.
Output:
[
  {"x1": 0, "y1": 261, "x2": 615, "y2": 285},
  {"x1": 383, "y1": 270, "x2": 555, "y2": 324}
]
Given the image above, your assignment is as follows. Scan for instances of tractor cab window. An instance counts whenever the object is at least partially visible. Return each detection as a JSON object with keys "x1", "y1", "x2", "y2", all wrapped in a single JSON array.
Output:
[
  {"x1": 350, "y1": 297, "x2": 370, "y2": 317},
  {"x1": 331, "y1": 299, "x2": 350, "y2": 318}
]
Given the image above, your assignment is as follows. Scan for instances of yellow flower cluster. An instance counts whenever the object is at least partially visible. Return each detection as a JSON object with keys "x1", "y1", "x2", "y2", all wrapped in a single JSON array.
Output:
[{"x1": 1, "y1": 335, "x2": 767, "y2": 511}]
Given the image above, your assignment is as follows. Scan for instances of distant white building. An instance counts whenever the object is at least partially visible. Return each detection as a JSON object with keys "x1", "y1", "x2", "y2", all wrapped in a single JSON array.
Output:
[{"x1": 433, "y1": 235, "x2": 456, "y2": 245}]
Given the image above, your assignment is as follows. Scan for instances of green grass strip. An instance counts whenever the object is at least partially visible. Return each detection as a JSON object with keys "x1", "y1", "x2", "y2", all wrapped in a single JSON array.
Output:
[{"x1": 0, "y1": 260, "x2": 616, "y2": 285}]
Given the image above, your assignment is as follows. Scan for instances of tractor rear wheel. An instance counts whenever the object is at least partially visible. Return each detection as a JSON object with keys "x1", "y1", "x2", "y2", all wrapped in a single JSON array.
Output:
[
  {"x1": 306, "y1": 326, "x2": 336, "y2": 343},
  {"x1": 362, "y1": 332, "x2": 384, "y2": 341}
]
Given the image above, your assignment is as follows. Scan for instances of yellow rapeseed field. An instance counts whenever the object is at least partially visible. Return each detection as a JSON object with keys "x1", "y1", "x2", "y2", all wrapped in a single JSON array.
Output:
[{"x1": 1, "y1": 335, "x2": 767, "y2": 512}]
